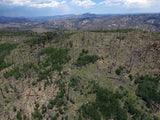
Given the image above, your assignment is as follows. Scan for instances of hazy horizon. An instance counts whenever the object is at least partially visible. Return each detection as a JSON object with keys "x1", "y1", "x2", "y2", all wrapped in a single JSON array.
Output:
[
  {"x1": 0, "y1": 0, "x2": 160, "y2": 17},
  {"x1": 1, "y1": 12, "x2": 160, "y2": 18}
]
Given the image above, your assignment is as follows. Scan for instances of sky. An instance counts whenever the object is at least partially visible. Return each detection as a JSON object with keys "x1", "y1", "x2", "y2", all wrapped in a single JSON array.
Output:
[{"x1": 0, "y1": 0, "x2": 160, "y2": 17}]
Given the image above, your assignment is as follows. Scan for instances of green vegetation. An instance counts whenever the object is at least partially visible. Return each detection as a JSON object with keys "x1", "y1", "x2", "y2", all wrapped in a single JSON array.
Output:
[
  {"x1": 124, "y1": 99, "x2": 141, "y2": 120},
  {"x1": 22, "y1": 62, "x2": 34, "y2": 77},
  {"x1": 47, "y1": 81, "x2": 67, "y2": 110},
  {"x1": 79, "y1": 49, "x2": 88, "y2": 56},
  {"x1": 116, "y1": 35, "x2": 125, "y2": 40},
  {"x1": 40, "y1": 47, "x2": 71, "y2": 68},
  {"x1": 0, "y1": 43, "x2": 17, "y2": 70},
  {"x1": 38, "y1": 69, "x2": 52, "y2": 81},
  {"x1": 32, "y1": 103, "x2": 43, "y2": 120},
  {"x1": 32, "y1": 81, "x2": 37, "y2": 86},
  {"x1": 50, "y1": 113, "x2": 59, "y2": 120},
  {"x1": 80, "y1": 84, "x2": 127, "y2": 120},
  {"x1": 13, "y1": 106, "x2": 17, "y2": 112},
  {"x1": 91, "y1": 28, "x2": 135, "y2": 33},
  {"x1": 80, "y1": 83, "x2": 154, "y2": 120},
  {"x1": 55, "y1": 81, "x2": 67, "y2": 107},
  {"x1": 4, "y1": 67, "x2": 22, "y2": 80},
  {"x1": 135, "y1": 75, "x2": 160, "y2": 108},
  {"x1": 23, "y1": 115, "x2": 29, "y2": 120},
  {"x1": 4, "y1": 85, "x2": 9, "y2": 93},
  {"x1": 38, "y1": 47, "x2": 71, "y2": 81},
  {"x1": 115, "y1": 66, "x2": 124, "y2": 75},
  {"x1": 17, "y1": 111, "x2": 22, "y2": 120},
  {"x1": 69, "y1": 76, "x2": 80, "y2": 91},
  {"x1": 0, "y1": 29, "x2": 159, "y2": 120},
  {"x1": 41, "y1": 104, "x2": 46, "y2": 114},
  {"x1": 25, "y1": 32, "x2": 57, "y2": 46},
  {"x1": 69, "y1": 77, "x2": 79, "y2": 88},
  {"x1": 129, "y1": 74, "x2": 133, "y2": 81},
  {"x1": 75, "y1": 55, "x2": 99, "y2": 67},
  {"x1": 69, "y1": 41, "x2": 73, "y2": 48},
  {"x1": 47, "y1": 99, "x2": 56, "y2": 109},
  {"x1": 0, "y1": 30, "x2": 34, "y2": 37},
  {"x1": 61, "y1": 32, "x2": 76, "y2": 39}
]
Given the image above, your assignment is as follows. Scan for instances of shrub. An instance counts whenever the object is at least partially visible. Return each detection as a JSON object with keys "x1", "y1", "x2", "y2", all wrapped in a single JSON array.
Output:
[
  {"x1": 32, "y1": 107, "x2": 43, "y2": 120},
  {"x1": 59, "y1": 108, "x2": 64, "y2": 114},
  {"x1": 25, "y1": 32, "x2": 57, "y2": 46},
  {"x1": 135, "y1": 75, "x2": 160, "y2": 108},
  {"x1": 56, "y1": 89, "x2": 66, "y2": 98},
  {"x1": 69, "y1": 41, "x2": 73, "y2": 47},
  {"x1": 4, "y1": 85, "x2": 9, "y2": 93},
  {"x1": 22, "y1": 62, "x2": 33, "y2": 76},
  {"x1": 13, "y1": 106, "x2": 17, "y2": 112},
  {"x1": 80, "y1": 85, "x2": 128, "y2": 120},
  {"x1": 116, "y1": 66, "x2": 124, "y2": 75},
  {"x1": 48, "y1": 99, "x2": 56, "y2": 109},
  {"x1": 69, "y1": 77, "x2": 79, "y2": 88},
  {"x1": 91, "y1": 28, "x2": 135, "y2": 33},
  {"x1": 17, "y1": 111, "x2": 22, "y2": 120},
  {"x1": 35, "y1": 103, "x2": 39, "y2": 108},
  {"x1": 124, "y1": 99, "x2": 141, "y2": 119},
  {"x1": 116, "y1": 36, "x2": 125, "y2": 40},
  {"x1": 0, "y1": 43, "x2": 17, "y2": 70},
  {"x1": 75, "y1": 55, "x2": 99, "y2": 67},
  {"x1": 4, "y1": 67, "x2": 22, "y2": 80},
  {"x1": 42, "y1": 104, "x2": 46, "y2": 114},
  {"x1": 80, "y1": 49, "x2": 88, "y2": 56},
  {"x1": 23, "y1": 114, "x2": 29, "y2": 120},
  {"x1": 56, "y1": 99, "x2": 66, "y2": 107},
  {"x1": 32, "y1": 81, "x2": 37, "y2": 86},
  {"x1": 38, "y1": 47, "x2": 71, "y2": 81},
  {"x1": 50, "y1": 113, "x2": 59, "y2": 120},
  {"x1": 82, "y1": 49, "x2": 88, "y2": 55},
  {"x1": 129, "y1": 74, "x2": 133, "y2": 81},
  {"x1": 116, "y1": 68, "x2": 121, "y2": 75}
]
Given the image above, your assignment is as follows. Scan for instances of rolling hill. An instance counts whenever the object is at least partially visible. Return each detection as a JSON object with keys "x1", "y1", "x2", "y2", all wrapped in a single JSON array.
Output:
[
  {"x1": 1, "y1": 13, "x2": 160, "y2": 32},
  {"x1": 0, "y1": 29, "x2": 159, "y2": 120}
]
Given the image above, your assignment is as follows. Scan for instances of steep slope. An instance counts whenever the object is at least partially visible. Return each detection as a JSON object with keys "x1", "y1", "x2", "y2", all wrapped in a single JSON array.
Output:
[{"x1": 0, "y1": 29, "x2": 160, "y2": 120}]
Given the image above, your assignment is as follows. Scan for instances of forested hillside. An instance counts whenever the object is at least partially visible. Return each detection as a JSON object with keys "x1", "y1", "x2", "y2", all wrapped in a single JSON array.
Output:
[{"x1": 0, "y1": 29, "x2": 159, "y2": 120}]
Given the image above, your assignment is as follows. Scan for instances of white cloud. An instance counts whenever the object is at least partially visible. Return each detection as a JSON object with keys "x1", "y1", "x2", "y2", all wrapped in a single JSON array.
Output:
[
  {"x1": 71, "y1": 0, "x2": 96, "y2": 8},
  {"x1": 124, "y1": 0, "x2": 151, "y2": 8},
  {"x1": 0, "y1": 0, "x2": 67, "y2": 8},
  {"x1": 100, "y1": 0, "x2": 159, "y2": 8},
  {"x1": 100, "y1": 0, "x2": 123, "y2": 6}
]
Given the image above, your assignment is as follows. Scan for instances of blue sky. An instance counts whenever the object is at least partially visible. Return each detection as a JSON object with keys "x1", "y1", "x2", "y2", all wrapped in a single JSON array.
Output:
[{"x1": 0, "y1": 0, "x2": 160, "y2": 17}]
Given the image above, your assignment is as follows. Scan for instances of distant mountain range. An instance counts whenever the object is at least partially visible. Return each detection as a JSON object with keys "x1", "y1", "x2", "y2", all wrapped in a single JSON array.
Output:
[
  {"x1": 0, "y1": 16, "x2": 33, "y2": 24},
  {"x1": 0, "y1": 13, "x2": 160, "y2": 32}
]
